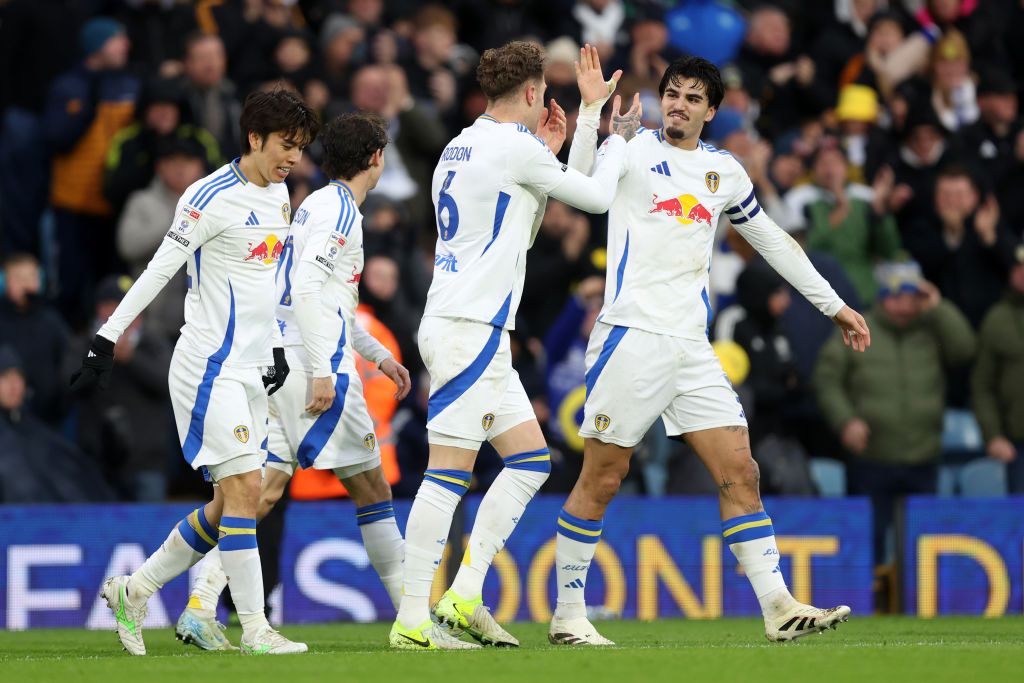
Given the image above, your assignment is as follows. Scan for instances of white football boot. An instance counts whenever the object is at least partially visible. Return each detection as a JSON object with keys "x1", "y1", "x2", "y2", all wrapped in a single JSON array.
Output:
[
  {"x1": 100, "y1": 575, "x2": 148, "y2": 656},
  {"x1": 548, "y1": 615, "x2": 615, "y2": 646},
  {"x1": 240, "y1": 625, "x2": 308, "y2": 654},
  {"x1": 765, "y1": 603, "x2": 852, "y2": 641}
]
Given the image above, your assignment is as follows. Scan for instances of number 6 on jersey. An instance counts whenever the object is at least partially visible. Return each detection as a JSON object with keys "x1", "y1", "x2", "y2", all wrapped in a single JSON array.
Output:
[{"x1": 437, "y1": 170, "x2": 460, "y2": 241}]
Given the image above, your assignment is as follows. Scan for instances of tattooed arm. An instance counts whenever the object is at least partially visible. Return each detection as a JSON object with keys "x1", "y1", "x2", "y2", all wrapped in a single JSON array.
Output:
[{"x1": 611, "y1": 93, "x2": 643, "y2": 142}]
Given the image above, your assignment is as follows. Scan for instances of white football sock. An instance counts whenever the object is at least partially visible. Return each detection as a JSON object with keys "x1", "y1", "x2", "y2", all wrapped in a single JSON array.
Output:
[
  {"x1": 554, "y1": 508, "x2": 602, "y2": 620},
  {"x1": 396, "y1": 469, "x2": 469, "y2": 629},
  {"x1": 450, "y1": 449, "x2": 550, "y2": 598},
  {"x1": 219, "y1": 515, "x2": 268, "y2": 636},
  {"x1": 355, "y1": 502, "x2": 405, "y2": 611},
  {"x1": 722, "y1": 512, "x2": 790, "y2": 617},
  {"x1": 129, "y1": 507, "x2": 217, "y2": 605},
  {"x1": 187, "y1": 547, "x2": 227, "y2": 618}
]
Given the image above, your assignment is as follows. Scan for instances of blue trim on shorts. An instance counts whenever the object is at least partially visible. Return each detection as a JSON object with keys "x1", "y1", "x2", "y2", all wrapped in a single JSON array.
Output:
[
  {"x1": 182, "y1": 283, "x2": 235, "y2": 465},
  {"x1": 296, "y1": 373, "x2": 350, "y2": 468},
  {"x1": 427, "y1": 325, "x2": 502, "y2": 422},
  {"x1": 585, "y1": 325, "x2": 628, "y2": 397}
]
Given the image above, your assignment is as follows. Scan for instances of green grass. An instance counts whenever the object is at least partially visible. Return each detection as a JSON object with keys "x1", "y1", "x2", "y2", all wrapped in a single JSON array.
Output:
[{"x1": 2, "y1": 618, "x2": 1023, "y2": 683}]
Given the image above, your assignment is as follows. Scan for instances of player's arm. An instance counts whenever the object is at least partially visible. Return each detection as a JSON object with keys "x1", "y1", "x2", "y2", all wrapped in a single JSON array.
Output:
[
  {"x1": 351, "y1": 322, "x2": 411, "y2": 400},
  {"x1": 728, "y1": 174, "x2": 870, "y2": 351},
  {"x1": 513, "y1": 132, "x2": 627, "y2": 215},
  {"x1": 71, "y1": 198, "x2": 216, "y2": 393},
  {"x1": 567, "y1": 43, "x2": 621, "y2": 175}
]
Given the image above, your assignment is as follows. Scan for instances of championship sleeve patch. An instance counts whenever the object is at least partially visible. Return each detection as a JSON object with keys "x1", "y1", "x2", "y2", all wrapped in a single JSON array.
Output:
[
  {"x1": 314, "y1": 254, "x2": 336, "y2": 271},
  {"x1": 175, "y1": 205, "x2": 202, "y2": 236},
  {"x1": 323, "y1": 231, "x2": 346, "y2": 261}
]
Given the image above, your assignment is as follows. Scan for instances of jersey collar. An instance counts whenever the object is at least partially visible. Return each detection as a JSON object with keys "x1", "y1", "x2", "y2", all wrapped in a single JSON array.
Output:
[
  {"x1": 477, "y1": 114, "x2": 500, "y2": 124},
  {"x1": 230, "y1": 158, "x2": 249, "y2": 184},
  {"x1": 329, "y1": 179, "x2": 355, "y2": 201}
]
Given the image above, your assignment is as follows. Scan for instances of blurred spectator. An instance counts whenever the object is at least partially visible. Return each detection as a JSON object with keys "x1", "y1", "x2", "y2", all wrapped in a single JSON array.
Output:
[
  {"x1": 663, "y1": 0, "x2": 745, "y2": 67},
  {"x1": 400, "y1": 5, "x2": 477, "y2": 127},
  {"x1": 834, "y1": 84, "x2": 888, "y2": 183},
  {"x1": 960, "y1": 68, "x2": 1021, "y2": 194},
  {"x1": 271, "y1": 29, "x2": 326, "y2": 110},
  {"x1": 925, "y1": 29, "x2": 978, "y2": 133},
  {"x1": 320, "y1": 13, "x2": 366, "y2": 107},
  {"x1": 103, "y1": 76, "x2": 220, "y2": 211},
  {"x1": 0, "y1": 345, "x2": 114, "y2": 503},
  {"x1": 359, "y1": 254, "x2": 420, "y2": 375},
  {"x1": 572, "y1": 0, "x2": 624, "y2": 61},
  {"x1": 115, "y1": 0, "x2": 198, "y2": 76},
  {"x1": 786, "y1": 143, "x2": 901, "y2": 303},
  {"x1": 180, "y1": 32, "x2": 242, "y2": 160},
  {"x1": 351, "y1": 64, "x2": 448, "y2": 227},
  {"x1": 889, "y1": 108, "x2": 954, "y2": 226},
  {"x1": 0, "y1": 254, "x2": 71, "y2": 426},
  {"x1": 361, "y1": 198, "x2": 430, "y2": 307},
  {"x1": 0, "y1": 0, "x2": 85, "y2": 258},
  {"x1": 838, "y1": 9, "x2": 912, "y2": 99},
  {"x1": 901, "y1": 165, "x2": 1017, "y2": 329},
  {"x1": 521, "y1": 200, "x2": 594, "y2": 337},
  {"x1": 608, "y1": 7, "x2": 683, "y2": 84},
  {"x1": 452, "y1": 0, "x2": 545, "y2": 55},
  {"x1": 913, "y1": 0, "x2": 1009, "y2": 74},
  {"x1": 117, "y1": 137, "x2": 207, "y2": 341},
  {"x1": 45, "y1": 17, "x2": 139, "y2": 324},
  {"x1": 997, "y1": 129, "x2": 1024, "y2": 241},
  {"x1": 736, "y1": 5, "x2": 821, "y2": 138},
  {"x1": 731, "y1": 264, "x2": 798, "y2": 444},
  {"x1": 545, "y1": 37, "x2": 583, "y2": 120},
  {"x1": 814, "y1": 261, "x2": 975, "y2": 560},
  {"x1": 971, "y1": 244, "x2": 1024, "y2": 493},
  {"x1": 810, "y1": 0, "x2": 888, "y2": 108},
  {"x1": 68, "y1": 275, "x2": 174, "y2": 502}
]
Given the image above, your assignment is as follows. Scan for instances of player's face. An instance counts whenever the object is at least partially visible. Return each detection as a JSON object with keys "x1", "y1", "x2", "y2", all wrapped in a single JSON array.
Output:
[
  {"x1": 661, "y1": 78, "x2": 715, "y2": 142},
  {"x1": 252, "y1": 131, "x2": 306, "y2": 184},
  {"x1": 367, "y1": 148, "x2": 386, "y2": 190}
]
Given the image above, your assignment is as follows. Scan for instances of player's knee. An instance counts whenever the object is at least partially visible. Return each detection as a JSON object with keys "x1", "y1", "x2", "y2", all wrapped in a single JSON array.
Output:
[
  {"x1": 723, "y1": 456, "x2": 760, "y2": 488},
  {"x1": 587, "y1": 465, "x2": 627, "y2": 505}
]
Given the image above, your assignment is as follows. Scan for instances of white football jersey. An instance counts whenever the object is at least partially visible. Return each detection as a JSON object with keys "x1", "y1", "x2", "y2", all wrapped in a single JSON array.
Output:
[
  {"x1": 424, "y1": 116, "x2": 582, "y2": 330},
  {"x1": 165, "y1": 161, "x2": 291, "y2": 366},
  {"x1": 275, "y1": 180, "x2": 363, "y2": 371},
  {"x1": 597, "y1": 131, "x2": 844, "y2": 339}
]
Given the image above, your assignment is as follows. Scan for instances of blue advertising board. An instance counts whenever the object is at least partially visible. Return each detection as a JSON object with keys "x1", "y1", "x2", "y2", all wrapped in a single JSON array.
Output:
[
  {"x1": 0, "y1": 495, "x2": 873, "y2": 629},
  {"x1": 904, "y1": 496, "x2": 1024, "y2": 616}
]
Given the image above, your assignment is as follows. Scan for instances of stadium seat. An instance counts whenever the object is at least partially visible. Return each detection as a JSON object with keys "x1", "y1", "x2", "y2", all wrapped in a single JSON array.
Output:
[
  {"x1": 809, "y1": 458, "x2": 846, "y2": 497},
  {"x1": 958, "y1": 458, "x2": 1008, "y2": 497}
]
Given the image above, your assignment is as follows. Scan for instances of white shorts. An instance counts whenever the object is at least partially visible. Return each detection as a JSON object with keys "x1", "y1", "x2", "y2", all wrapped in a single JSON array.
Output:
[
  {"x1": 579, "y1": 322, "x2": 747, "y2": 447},
  {"x1": 418, "y1": 316, "x2": 535, "y2": 447},
  {"x1": 264, "y1": 347, "x2": 380, "y2": 474},
  {"x1": 169, "y1": 348, "x2": 268, "y2": 472}
]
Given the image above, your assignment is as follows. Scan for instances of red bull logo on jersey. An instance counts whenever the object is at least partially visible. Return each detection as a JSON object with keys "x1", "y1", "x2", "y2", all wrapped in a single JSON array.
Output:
[
  {"x1": 648, "y1": 193, "x2": 716, "y2": 228},
  {"x1": 244, "y1": 234, "x2": 284, "y2": 264}
]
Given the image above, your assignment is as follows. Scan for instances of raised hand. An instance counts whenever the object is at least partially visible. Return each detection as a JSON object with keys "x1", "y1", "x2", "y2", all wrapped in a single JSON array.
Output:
[
  {"x1": 537, "y1": 98, "x2": 567, "y2": 154},
  {"x1": 575, "y1": 43, "x2": 622, "y2": 107},
  {"x1": 610, "y1": 93, "x2": 642, "y2": 142}
]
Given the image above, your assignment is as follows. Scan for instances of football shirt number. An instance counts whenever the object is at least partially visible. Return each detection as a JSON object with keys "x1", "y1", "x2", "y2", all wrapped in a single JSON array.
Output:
[{"x1": 437, "y1": 170, "x2": 460, "y2": 241}]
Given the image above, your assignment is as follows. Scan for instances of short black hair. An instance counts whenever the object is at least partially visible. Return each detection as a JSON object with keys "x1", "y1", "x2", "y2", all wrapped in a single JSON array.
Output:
[
  {"x1": 658, "y1": 56, "x2": 725, "y2": 110},
  {"x1": 239, "y1": 87, "x2": 320, "y2": 155},
  {"x1": 321, "y1": 112, "x2": 389, "y2": 180}
]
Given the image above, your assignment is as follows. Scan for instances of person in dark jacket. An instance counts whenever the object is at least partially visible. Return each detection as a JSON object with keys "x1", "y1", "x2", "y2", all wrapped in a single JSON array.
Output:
[
  {"x1": 971, "y1": 244, "x2": 1024, "y2": 493},
  {"x1": 0, "y1": 345, "x2": 114, "y2": 503},
  {"x1": 0, "y1": 253, "x2": 71, "y2": 426},
  {"x1": 103, "y1": 76, "x2": 220, "y2": 211},
  {"x1": 814, "y1": 260, "x2": 976, "y2": 561},
  {"x1": 68, "y1": 275, "x2": 174, "y2": 502},
  {"x1": 45, "y1": 16, "x2": 140, "y2": 325}
]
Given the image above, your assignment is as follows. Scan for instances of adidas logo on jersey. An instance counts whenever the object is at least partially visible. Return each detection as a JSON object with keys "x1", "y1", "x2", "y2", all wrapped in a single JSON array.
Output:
[
  {"x1": 563, "y1": 578, "x2": 585, "y2": 589},
  {"x1": 244, "y1": 211, "x2": 260, "y2": 226},
  {"x1": 650, "y1": 161, "x2": 671, "y2": 176}
]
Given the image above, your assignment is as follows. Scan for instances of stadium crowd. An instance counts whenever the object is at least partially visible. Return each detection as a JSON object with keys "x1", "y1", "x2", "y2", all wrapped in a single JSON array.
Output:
[{"x1": 1, "y1": 0, "x2": 1022, "y2": 553}]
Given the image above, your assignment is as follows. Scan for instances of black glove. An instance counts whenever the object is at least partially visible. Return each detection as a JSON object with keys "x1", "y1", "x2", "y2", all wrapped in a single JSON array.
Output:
[
  {"x1": 70, "y1": 335, "x2": 116, "y2": 394},
  {"x1": 263, "y1": 347, "x2": 289, "y2": 395}
]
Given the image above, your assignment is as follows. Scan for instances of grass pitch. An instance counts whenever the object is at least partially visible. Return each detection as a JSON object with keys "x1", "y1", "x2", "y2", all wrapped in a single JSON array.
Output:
[{"x1": 2, "y1": 617, "x2": 1022, "y2": 683}]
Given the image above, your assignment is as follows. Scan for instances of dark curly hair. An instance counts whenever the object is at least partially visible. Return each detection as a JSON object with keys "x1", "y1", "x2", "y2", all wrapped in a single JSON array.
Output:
[
  {"x1": 239, "y1": 87, "x2": 320, "y2": 154},
  {"x1": 658, "y1": 56, "x2": 725, "y2": 110},
  {"x1": 321, "y1": 112, "x2": 389, "y2": 181},
  {"x1": 476, "y1": 41, "x2": 545, "y2": 102}
]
